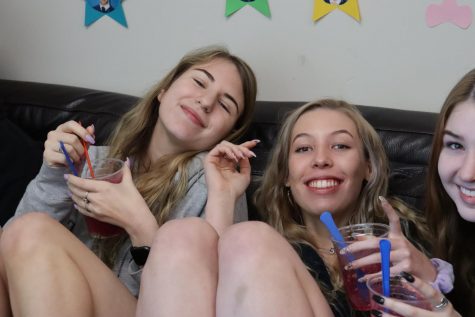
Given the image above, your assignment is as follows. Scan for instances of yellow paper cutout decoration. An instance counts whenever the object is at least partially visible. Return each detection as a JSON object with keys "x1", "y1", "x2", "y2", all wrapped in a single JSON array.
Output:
[{"x1": 313, "y1": 0, "x2": 360, "y2": 22}]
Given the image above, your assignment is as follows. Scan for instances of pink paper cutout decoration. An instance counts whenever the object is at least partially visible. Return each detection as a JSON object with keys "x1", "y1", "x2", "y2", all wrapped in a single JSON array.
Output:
[{"x1": 426, "y1": 0, "x2": 472, "y2": 29}]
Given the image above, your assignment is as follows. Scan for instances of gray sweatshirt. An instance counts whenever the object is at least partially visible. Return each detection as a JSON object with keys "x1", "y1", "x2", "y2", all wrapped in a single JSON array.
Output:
[{"x1": 14, "y1": 146, "x2": 248, "y2": 296}]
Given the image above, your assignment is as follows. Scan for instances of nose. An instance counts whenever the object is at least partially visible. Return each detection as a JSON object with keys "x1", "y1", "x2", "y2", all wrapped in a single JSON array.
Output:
[
  {"x1": 459, "y1": 150, "x2": 475, "y2": 182},
  {"x1": 196, "y1": 94, "x2": 215, "y2": 114},
  {"x1": 312, "y1": 148, "x2": 332, "y2": 168}
]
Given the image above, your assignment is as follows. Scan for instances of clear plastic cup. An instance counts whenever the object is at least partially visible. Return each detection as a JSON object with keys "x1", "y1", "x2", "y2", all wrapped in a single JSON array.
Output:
[
  {"x1": 331, "y1": 223, "x2": 390, "y2": 311},
  {"x1": 83, "y1": 158, "x2": 125, "y2": 238},
  {"x1": 367, "y1": 275, "x2": 433, "y2": 316}
]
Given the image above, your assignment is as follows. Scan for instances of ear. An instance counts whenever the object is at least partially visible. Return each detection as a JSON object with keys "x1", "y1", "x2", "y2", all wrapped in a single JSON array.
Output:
[
  {"x1": 364, "y1": 159, "x2": 372, "y2": 181},
  {"x1": 157, "y1": 89, "x2": 165, "y2": 102}
]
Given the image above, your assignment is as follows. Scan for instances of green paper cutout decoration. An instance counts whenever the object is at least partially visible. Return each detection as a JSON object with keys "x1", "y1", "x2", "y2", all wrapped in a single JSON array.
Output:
[{"x1": 226, "y1": 0, "x2": 271, "y2": 18}]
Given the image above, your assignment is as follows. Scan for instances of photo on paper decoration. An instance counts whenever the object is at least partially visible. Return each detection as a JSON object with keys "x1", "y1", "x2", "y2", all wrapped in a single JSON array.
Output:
[
  {"x1": 225, "y1": 0, "x2": 271, "y2": 18},
  {"x1": 313, "y1": 0, "x2": 360, "y2": 22},
  {"x1": 426, "y1": 0, "x2": 472, "y2": 29},
  {"x1": 84, "y1": 0, "x2": 128, "y2": 27}
]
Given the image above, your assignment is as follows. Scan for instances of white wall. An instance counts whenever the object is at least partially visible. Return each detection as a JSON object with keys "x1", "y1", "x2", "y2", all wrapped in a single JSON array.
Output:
[{"x1": 1, "y1": 0, "x2": 475, "y2": 112}]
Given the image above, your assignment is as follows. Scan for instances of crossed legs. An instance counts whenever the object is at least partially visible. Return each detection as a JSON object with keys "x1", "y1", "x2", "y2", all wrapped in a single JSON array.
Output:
[{"x1": 0, "y1": 212, "x2": 136, "y2": 317}]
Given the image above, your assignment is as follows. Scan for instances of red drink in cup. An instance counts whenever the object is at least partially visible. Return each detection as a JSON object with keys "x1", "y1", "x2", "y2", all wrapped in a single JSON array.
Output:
[
  {"x1": 331, "y1": 223, "x2": 390, "y2": 311},
  {"x1": 83, "y1": 158, "x2": 125, "y2": 238},
  {"x1": 367, "y1": 275, "x2": 433, "y2": 316}
]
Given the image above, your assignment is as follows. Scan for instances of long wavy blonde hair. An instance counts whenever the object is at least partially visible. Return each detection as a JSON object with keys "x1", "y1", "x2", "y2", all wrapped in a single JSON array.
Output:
[
  {"x1": 97, "y1": 46, "x2": 257, "y2": 266},
  {"x1": 255, "y1": 100, "x2": 430, "y2": 297}
]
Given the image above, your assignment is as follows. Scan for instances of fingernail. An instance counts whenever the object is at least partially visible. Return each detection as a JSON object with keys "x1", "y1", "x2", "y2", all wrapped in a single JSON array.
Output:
[
  {"x1": 85, "y1": 135, "x2": 95, "y2": 144},
  {"x1": 372, "y1": 295, "x2": 385, "y2": 305},
  {"x1": 344, "y1": 263, "x2": 353, "y2": 270},
  {"x1": 67, "y1": 190, "x2": 72, "y2": 197},
  {"x1": 401, "y1": 271, "x2": 415, "y2": 283},
  {"x1": 370, "y1": 310, "x2": 382, "y2": 317},
  {"x1": 249, "y1": 151, "x2": 257, "y2": 158},
  {"x1": 357, "y1": 276, "x2": 367, "y2": 283},
  {"x1": 253, "y1": 139, "x2": 261, "y2": 143},
  {"x1": 340, "y1": 247, "x2": 347, "y2": 255},
  {"x1": 125, "y1": 157, "x2": 131, "y2": 168},
  {"x1": 378, "y1": 196, "x2": 387, "y2": 203},
  {"x1": 64, "y1": 174, "x2": 70, "y2": 180},
  {"x1": 73, "y1": 204, "x2": 79, "y2": 210},
  {"x1": 89, "y1": 124, "x2": 95, "y2": 130}
]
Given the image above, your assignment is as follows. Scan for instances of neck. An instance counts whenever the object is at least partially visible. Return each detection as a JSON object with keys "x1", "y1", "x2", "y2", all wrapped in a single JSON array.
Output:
[{"x1": 147, "y1": 121, "x2": 181, "y2": 164}]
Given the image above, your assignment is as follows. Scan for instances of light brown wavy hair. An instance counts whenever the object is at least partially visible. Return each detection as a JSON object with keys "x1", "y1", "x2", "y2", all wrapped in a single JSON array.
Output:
[
  {"x1": 96, "y1": 46, "x2": 257, "y2": 266},
  {"x1": 426, "y1": 69, "x2": 475, "y2": 315},
  {"x1": 255, "y1": 99, "x2": 430, "y2": 299}
]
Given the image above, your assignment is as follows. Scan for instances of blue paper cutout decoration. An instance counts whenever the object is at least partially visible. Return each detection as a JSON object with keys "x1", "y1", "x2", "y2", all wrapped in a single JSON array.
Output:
[{"x1": 85, "y1": 0, "x2": 128, "y2": 27}]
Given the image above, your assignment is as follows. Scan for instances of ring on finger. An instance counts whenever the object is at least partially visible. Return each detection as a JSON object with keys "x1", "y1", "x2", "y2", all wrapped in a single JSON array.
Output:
[
  {"x1": 83, "y1": 192, "x2": 90, "y2": 209},
  {"x1": 433, "y1": 297, "x2": 449, "y2": 311}
]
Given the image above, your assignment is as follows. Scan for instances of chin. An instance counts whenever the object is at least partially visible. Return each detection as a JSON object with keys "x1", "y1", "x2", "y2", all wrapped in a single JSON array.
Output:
[{"x1": 456, "y1": 206, "x2": 475, "y2": 223}]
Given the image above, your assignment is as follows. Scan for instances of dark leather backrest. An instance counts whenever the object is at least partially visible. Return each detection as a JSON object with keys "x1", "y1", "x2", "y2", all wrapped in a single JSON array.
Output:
[{"x1": 0, "y1": 80, "x2": 438, "y2": 224}]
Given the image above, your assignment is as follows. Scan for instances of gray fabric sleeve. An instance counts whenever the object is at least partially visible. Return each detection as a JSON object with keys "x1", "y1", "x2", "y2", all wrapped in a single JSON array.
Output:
[
  {"x1": 13, "y1": 162, "x2": 73, "y2": 223},
  {"x1": 12, "y1": 146, "x2": 109, "y2": 225}
]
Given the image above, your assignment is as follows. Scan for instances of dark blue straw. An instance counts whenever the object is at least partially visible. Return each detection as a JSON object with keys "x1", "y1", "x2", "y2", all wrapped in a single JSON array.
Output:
[
  {"x1": 379, "y1": 239, "x2": 391, "y2": 297},
  {"x1": 59, "y1": 141, "x2": 78, "y2": 176}
]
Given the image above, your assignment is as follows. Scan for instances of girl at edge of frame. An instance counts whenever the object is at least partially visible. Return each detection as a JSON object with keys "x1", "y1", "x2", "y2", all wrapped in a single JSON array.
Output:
[
  {"x1": 0, "y1": 45, "x2": 257, "y2": 317},
  {"x1": 369, "y1": 69, "x2": 475, "y2": 317}
]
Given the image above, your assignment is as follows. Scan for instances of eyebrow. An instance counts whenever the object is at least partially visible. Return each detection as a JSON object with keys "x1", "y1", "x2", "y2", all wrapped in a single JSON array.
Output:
[
  {"x1": 292, "y1": 129, "x2": 354, "y2": 143},
  {"x1": 195, "y1": 68, "x2": 240, "y2": 113},
  {"x1": 443, "y1": 130, "x2": 462, "y2": 140}
]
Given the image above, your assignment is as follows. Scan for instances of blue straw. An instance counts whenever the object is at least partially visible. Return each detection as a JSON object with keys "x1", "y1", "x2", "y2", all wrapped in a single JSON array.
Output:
[
  {"x1": 320, "y1": 211, "x2": 347, "y2": 250},
  {"x1": 320, "y1": 211, "x2": 365, "y2": 287},
  {"x1": 380, "y1": 239, "x2": 391, "y2": 297},
  {"x1": 59, "y1": 141, "x2": 78, "y2": 176}
]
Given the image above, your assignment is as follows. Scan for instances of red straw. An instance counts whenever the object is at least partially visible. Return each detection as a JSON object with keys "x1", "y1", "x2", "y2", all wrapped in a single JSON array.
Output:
[{"x1": 79, "y1": 121, "x2": 95, "y2": 179}]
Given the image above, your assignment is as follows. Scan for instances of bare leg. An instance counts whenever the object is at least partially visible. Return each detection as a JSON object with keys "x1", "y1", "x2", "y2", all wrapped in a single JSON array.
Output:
[
  {"x1": 136, "y1": 218, "x2": 219, "y2": 317},
  {"x1": 216, "y1": 221, "x2": 334, "y2": 317},
  {"x1": 0, "y1": 213, "x2": 136, "y2": 317},
  {"x1": 0, "y1": 227, "x2": 12, "y2": 317}
]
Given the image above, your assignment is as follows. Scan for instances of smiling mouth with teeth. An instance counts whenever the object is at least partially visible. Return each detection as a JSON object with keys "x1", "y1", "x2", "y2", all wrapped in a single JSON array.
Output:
[
  {"x1": 308, "y1": 179, "x2": 340, "y2": 189},
  {"x1": 460, "y1": 186, "x2": 475, "y2": 198}
]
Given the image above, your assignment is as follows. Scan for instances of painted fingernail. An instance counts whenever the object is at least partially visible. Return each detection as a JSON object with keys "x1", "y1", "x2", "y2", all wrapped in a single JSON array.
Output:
[
  {"x1": 357, "y1": 276, "x2": 367, "y2": 283},
  {"x1": 378, "y1": 196, "x2": 387, "y2": 203},
  {"x1": 67, "y1": 190, "x2": 72, "y2": 198},
  {"x1": 85, "y1": 135, "x2": 95, "y2": 144},
  {"x1": 64, "y1": 174, "x2": 70, "y2": 180},
  {"x1": 249, "y1": 151, "x2": 257, "y2": 158},
  {"x1": 344, "y1": 262, "x2": 353, "y2": 270},
  {"x1": 401, "y1": 271, "x2": 415, "y2": 283},
  {"x1": 253, "y1": 139, "x2": 261, "y2": 143},
  {"x1": 370, "y1": 310, "x2": 382, "y2": 317},
  {"x1": 372, "y1": 295, "x2": 384, "y2": 305},
  {"x1": 340, "y1": 247, "x2": 347, "y2": 254},
  {"x1": 125, "y1": 157, "x2": 131, "y2": 168},
  {"x1": 73, "y1": 204, "x2": 79, "y2": 210}
]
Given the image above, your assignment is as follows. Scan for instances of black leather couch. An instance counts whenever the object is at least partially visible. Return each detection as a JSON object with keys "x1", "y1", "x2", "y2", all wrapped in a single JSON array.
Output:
[{"x1": 0, "y1": 79, "x2": 438, "y2": 226}]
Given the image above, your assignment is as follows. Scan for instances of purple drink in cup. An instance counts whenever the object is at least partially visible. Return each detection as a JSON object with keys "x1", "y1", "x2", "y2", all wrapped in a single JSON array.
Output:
[
  {"x1": 83, "y1": 158, "x2": 125, "y2": 238},
  {"x1": 331, "y1": 223, "x2": 389, "y2": 311}
]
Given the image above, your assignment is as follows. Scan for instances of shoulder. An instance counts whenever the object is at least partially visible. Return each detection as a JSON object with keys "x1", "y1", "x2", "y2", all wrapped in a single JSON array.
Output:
[{"x1": 186, "y1": 151, "x2": 207, "y2": 175}]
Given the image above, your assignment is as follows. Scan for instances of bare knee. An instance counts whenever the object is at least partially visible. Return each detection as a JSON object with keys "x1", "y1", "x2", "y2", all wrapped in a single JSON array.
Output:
[
  {"x1": 0, "y1": 213, "x2": 56, "y2": 260},
  {"x1": 146, "y1": 218, "x2": 219, "y2": 268},
  {"x1": 218, "y1": 221, "x2": 287, "y2": 268}
]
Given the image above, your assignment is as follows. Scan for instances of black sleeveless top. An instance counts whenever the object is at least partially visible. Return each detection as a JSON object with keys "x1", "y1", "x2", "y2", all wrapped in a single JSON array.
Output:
[{"x1": 295, "y1": 243, "x2": 367, "y2": 317}]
